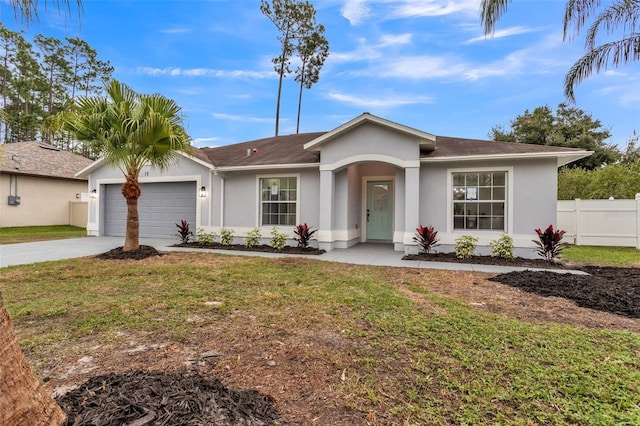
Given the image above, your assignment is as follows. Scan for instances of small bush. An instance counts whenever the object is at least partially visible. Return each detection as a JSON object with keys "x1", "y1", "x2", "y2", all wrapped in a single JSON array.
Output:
[
  {"x1": 196, "y1": 228, "x2": 217, "y2": 245},
  {"x1": 413, "y1": 225, "x2": 439, "y2": 254},
  {"x1": 489, "y1": 234, "x2": 515, "y2": 260},
  {"x1": 294, "y1": 223, "x2": 317, "y2": 248},
  {"x1": 220, "y1": 228, "x2": 234, "y2": 246},
  {"x1": 270, "y1": 227, "x2": 287, "y2": 251},
  {"x1": 455, "y1": 235, "x2": 478, "y2": 259},
  {"x1": 176, "y1": 220, "x2": 193, "y2": 244},
  {"x1": 244, "y1": 227, "x2": 262, "y2": 248},
  {"x1": 533, "y1": 224, "x2": 566, "y2": 261}
]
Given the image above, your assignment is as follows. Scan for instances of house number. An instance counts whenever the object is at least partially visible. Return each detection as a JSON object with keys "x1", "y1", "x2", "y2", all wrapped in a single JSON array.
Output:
[{"x1": 144, "y1": 171, "x2": 150, "y2": 176}]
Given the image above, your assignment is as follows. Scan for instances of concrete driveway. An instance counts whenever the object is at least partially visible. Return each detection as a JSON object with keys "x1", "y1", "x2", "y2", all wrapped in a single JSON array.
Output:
[{"x1": 0, "y1": 237, "x2": 176, "y2": 268}]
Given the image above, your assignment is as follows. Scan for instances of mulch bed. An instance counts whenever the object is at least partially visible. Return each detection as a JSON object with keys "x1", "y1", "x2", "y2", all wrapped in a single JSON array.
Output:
[
  {"x1": 404, "y1": 252, "x2": 640, "y2": 319},
  {"x1": 490, "y1": 266, "x2": 640, "y2": 318},
  {"x1": 402, "y1": 252, "x2": 566, "y2": 269},
  {"x1": 95, "y1": 245, "x2": 163, "y2": 260},
  {"x1": 56, "y1": 370, "x2": 283, "y2": 426},
  {"x1": 174, "y1": 242, "x2": 325, "y2": 255}
]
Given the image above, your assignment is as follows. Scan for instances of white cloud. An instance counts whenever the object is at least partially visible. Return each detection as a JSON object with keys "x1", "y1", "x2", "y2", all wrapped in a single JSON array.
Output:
[
  {"x1": 192, "y1": 137, "x2": 220, "y2": 147},
  {"x1": 326, "y1": 91, "x2": 432, "y2": 108},
  {"x1": 212, "y1": 113, "x2": 274, "y2": 123},
  {"x1": 391, "y1": 0, "x2": 480, "y2": 18},
  {"x1": 465, "y1": 26, "x2": 535, "y2": 44},
  {"x1": 341, "y1": 0, "x2": 371, "y2": 25},
  {"x1": 329, "y1": 33, "x2": 413, "y2": 64},
  {"x1": 160, "y1": 27, "x2": 190, "y2": 34},
  {"x1": 137, "y1": 67, "x2": 274, "y2": 79},
  {"x1": 378, "y1": 33, "x2": 413, "y2": 47},
  {"x1": 353, "y1": 54, "x2": 467, "y2": 79}
]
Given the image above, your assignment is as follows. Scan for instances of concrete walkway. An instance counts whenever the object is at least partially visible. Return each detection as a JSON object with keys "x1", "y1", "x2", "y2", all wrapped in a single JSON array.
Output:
[{"x1": 0, "y1": 237, "x2": 585, "y2": 274}]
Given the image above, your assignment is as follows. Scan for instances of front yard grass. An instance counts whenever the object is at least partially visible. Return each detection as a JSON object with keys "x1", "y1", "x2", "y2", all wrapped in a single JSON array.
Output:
[
  {"x1": 1, "y1": 252, "x2": 639, "y2": 424},
  {"x1": 562, "y1": 245, "x2": 640, "y2": 266},
  {"x1": 0, "y1": 225, "x2": 86, "y2": 244}
]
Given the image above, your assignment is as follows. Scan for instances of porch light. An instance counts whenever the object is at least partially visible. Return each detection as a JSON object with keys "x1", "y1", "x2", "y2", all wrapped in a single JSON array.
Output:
[
  {"x1": 90, "y1": 189, "x2": 97, "y2": 199},
  {"x1": 200, "y1": 186, "x2": 207, "y2": 198}
]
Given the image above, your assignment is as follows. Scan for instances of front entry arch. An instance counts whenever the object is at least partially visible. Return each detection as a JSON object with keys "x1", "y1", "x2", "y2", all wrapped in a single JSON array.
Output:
[{"x1": 366, "y1": 180, "x2": 393, "y2": 241}]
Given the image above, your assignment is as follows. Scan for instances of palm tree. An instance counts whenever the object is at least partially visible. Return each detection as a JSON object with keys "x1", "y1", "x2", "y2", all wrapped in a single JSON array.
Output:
[
  {"x1": 65, "y1": 79, "x2": 191, "y2": 251},
  {"x1": 481, "y1": 0, "x2": 640, "y2": 101}
]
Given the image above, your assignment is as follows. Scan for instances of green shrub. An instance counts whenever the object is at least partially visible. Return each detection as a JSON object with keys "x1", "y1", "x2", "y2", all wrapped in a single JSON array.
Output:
[
  {"x1": 220, "y1": 228, "x2": 234, "y2": 246},
  {"x1": 533, "y1": 225, "x2": 566, "y2": 261},
  {"x1": 413, "y1": 225, "x2": 439, "y2": 254},
  {"x1": 293, "y1": 223, "x2": 316, "y2": 248},
  {"x1": 489, "y1": 234, "x2": 515, "y2": 260},
  {"x1": 270, "y1": 227, "x2": 287, "y2": 251},
  {"x1": 244, "y1": 227, "x2": 262, "y2": 248},
  {"x1": 196, "y1": 228, "x2": 217, "y2": 245},
  {"x1": 455, "y1": 235, "x2": 478, "y2": 259}
]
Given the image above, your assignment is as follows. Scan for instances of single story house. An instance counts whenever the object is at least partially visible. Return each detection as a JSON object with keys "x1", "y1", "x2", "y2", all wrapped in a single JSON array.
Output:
[
  {"x1": 77, "y1": 113, "x2": 591, "y2": 256},
  {"x1": 0, "y1": 141, "x2": 93, "y2": 228}
]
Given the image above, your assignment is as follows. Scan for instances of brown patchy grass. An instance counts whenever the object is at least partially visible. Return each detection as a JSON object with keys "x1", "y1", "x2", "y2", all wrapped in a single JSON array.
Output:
[{"x1": 1, "y1": 252, "x2": 639, "y2": 425}]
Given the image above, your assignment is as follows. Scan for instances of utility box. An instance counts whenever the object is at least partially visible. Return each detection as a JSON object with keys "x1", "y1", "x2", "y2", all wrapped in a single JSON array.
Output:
[{"x1": 8, "y1": 195, "x2": 20, "y2": 205}]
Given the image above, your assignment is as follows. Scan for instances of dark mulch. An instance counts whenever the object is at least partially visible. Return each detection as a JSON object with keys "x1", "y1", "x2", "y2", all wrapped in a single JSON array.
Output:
[
  {"x1": 490, "y1": 266, "x2": 640, "y2": 318},
  {"x1": 56, "y1": 370, "x2": 284, "y2": 426},
  {"x1": 95, "y1": 245, "x2": 162, "y2": 260},
  {"x1": 174, "y1": 242, "x2": 325, "y2": 255},
  {"x1": 402, "y1": 252, "x2": 566, "y2": 269}
]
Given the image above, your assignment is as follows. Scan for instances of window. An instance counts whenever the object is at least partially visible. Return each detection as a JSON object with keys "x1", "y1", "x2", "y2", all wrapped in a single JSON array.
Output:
[
  {"x1": 260, "y1": 177, "x2": 297, "y2": 226},
  {"x1": 452, "y1": 171, "x2": 505, "y2": 231}
]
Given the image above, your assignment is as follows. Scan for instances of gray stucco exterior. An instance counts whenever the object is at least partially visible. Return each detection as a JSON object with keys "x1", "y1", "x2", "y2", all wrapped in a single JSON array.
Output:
[{"x1": 78, "y1": 113, "x2": 588, "y2": 257}]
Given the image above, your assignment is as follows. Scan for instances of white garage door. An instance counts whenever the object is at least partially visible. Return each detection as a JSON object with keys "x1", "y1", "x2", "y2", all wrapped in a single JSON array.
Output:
[{"x1": 104, "y1": 181, "x2": 197, "y2": 238}]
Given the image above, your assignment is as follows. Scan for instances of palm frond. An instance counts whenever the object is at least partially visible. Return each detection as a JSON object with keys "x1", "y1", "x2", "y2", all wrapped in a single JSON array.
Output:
[
  {"x1": 564, "y1": 0, "x2": 601, "y2": 40},
  {"x1": 564, "y1": 33, "x2": 640, "y2": 101},
  {"x1": 480, "y1": 0, "x2": 512, "y2": 35},
  {"x1": 584, "y1": 0, "x2": 640, "y2": 49}
]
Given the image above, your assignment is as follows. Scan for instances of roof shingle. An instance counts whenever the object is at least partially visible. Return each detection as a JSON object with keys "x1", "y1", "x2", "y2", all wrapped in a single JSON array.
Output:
[{"x1": 0, "y1": 142, "x2": 93, "y2": 180}]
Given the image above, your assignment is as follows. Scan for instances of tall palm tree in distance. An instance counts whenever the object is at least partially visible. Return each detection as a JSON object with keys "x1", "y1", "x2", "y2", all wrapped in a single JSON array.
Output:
[
  {"x1": 481, "y1": 0, "x2": 640, "y2": 101},
  {"x1": 65, "y1": 79, "x2": 192, "y2": 251}
]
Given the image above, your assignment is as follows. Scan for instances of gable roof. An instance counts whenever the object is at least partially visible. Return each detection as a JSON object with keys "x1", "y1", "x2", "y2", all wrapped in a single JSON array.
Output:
[
  {"x1": 75, "y1": 148, "x2": 215, "y2": 178},
  {"x1": 424, "y1": 136, "x2": 592, "y2": 167},
  {"x1": 201, "y1": 132, "x2": 324, "y2": 170},
  {"x1": 0, "y1": 141, "x2": 92, "y2": 180},
  {"x1": 303, "y1": 112, "x2": 436, "y2": 151}
]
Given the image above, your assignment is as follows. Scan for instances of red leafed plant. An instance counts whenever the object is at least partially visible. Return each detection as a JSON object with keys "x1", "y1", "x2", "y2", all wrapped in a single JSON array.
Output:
[
  {"x1": 413, "y1": 225, "x2": 439, "y2": 254},
  {"x1": 176, "y1": 220, "x2": 193, "y2": 244},
  {"x1": 294, "y1": 223, "x2": 317, "y2": 248},
  {"x1": 533, "y1": 224, "x2": 566, "y2": 261}
]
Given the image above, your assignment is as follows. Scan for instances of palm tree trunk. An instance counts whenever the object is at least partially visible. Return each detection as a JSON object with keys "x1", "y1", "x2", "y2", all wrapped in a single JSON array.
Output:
[
  {"x1": 0, "y1": 295, "x2": 66, "y2": 426},
  {"x1": 123, "y1": 197, "x2": 140, "y2": 251},
  {"x1": 122, "y1": 177, "x2": 141, "y2": 252}
]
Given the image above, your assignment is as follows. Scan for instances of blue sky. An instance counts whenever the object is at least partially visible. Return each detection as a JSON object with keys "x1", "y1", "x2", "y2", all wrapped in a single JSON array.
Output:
[{"x1": 3, "y1": 0, "x2": 639, "y2": 149}]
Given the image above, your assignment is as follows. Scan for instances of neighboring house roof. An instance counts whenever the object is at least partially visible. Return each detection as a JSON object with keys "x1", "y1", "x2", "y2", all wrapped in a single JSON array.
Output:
[
  {"x1": 201, "y1": 132, "x2": 324, "y2": 169},
  {"x1": 303, "y1": 113, "x2": 436, "y2": 151},
  {"x1": 0, "y1": 141, "x2": 92, "y2": 181},
  {"x1": 424, "y1": 136, "x2": 592, "y2": 167}
]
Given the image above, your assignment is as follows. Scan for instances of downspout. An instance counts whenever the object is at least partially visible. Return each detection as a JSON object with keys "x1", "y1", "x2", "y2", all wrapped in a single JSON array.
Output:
[{"x1": 220, "y1": 175, "x2": 225, "y2": 228}]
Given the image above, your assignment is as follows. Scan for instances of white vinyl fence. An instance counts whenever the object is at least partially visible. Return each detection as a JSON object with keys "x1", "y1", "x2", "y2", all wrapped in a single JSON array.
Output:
[{"x1": 557, "y1": 194, "x2": 640, "y2": 249}]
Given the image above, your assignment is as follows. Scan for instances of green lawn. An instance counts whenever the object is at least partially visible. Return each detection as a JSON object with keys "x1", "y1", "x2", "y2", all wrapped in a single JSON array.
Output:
[
  {"x1": 1, "y1": 252, "x2": 638, "y2": 425},
  {"x1": 0, "y1": 225, "x2": 87, "y2": 244},
  {"x1": 562, "y1": 245, "x2": 640, "y2": 266}
]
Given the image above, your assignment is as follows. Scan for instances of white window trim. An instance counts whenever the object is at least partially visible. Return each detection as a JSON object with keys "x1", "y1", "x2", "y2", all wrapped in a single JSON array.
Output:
[
  {"x1": 446, "y1": 166, "x2": 514, "y2": 235},
  {"x1": 256, "y1": 173, "x2": 300, "y2": 228}
]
